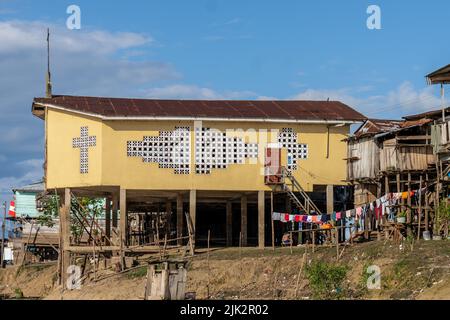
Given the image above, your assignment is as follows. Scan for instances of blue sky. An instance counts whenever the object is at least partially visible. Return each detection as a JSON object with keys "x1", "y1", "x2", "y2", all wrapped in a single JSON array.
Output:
[{"x1": 0, "y1": 0, "x2": 449, "y2": 204}]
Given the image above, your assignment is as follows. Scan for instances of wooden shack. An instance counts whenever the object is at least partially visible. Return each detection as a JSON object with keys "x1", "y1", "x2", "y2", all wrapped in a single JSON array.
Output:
[{"x1": 378, "y1": 119, "x2": 435, "y2": 173}]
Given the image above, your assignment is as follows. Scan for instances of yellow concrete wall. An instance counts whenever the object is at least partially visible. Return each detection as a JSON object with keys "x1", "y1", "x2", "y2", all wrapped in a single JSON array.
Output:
[{"x1": 46, "y1": 108, "x2": 349, "y2": 191}]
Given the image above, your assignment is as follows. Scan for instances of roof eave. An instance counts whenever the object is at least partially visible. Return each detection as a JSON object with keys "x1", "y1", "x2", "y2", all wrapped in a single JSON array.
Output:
[{"x1": 35, "y1": 102, "x2": 365, "y2": 124}]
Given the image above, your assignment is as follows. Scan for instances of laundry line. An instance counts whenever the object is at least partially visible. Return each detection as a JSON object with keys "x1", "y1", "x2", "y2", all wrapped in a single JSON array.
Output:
[{"x1": 272, "y1": 187, "x2": 428, "y2": 225}]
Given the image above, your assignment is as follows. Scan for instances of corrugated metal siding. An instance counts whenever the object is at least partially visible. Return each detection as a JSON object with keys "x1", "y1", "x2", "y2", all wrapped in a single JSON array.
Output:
[
  {"x1": 15, "y1": 191, "x2": 40, "y2": 218},
  {"x1": 347, "y1": 138, "x2": 380, "y2": 180}
]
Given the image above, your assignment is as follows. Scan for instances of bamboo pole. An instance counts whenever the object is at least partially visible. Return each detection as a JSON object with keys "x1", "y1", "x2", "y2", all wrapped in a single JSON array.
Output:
[
  {"x1": 335, "y1": 228, "x2": 339, "y2": 261},
  {"x1": 207, "y1": 229, "x2": 211, "y2": 299},
  {"x1": 417, "y1": 176, "x2": 423, "y2": 241},
  {"x1": 271, "y1": 191, "x2": 275, "y2": 251}
]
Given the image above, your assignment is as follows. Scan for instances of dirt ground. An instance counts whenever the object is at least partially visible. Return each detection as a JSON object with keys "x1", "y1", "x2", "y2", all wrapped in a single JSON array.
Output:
[{"x1": 0, "y1": 240, "x2": 449, "y2": 300}]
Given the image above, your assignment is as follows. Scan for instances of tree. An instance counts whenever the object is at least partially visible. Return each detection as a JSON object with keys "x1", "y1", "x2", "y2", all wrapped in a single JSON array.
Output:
[{"x1": 38, "y1": 194, "x2": 104, "y2": 244}]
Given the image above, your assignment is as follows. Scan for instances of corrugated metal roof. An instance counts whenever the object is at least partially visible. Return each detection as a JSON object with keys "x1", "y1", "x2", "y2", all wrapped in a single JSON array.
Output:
[
  {"x1": 426, "y1": 64, "x2": 450, "y2": 85},
  {"x1": 32, "y1": 95, "x2": 367, "y2": 122},
  {"x1": 12, "y1": 181, "x2": 44, "y2": 193},
  {"x1": 354, "y1": 119, "x2": 403, "y2": 138},
  {"x1": 403, "y1": 107, "x2": 450, "y2": 121}
]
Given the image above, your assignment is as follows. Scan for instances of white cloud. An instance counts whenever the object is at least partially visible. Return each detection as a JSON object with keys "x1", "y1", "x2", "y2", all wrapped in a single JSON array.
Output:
[
  {"x1": 145, "y1": 84, "x2": 256, "y2": 100},
  {"x1": 291, "y1": 81, "x2": 445, "y2": 118},
  {"x1": 0, "y1": 21, "x2": 152, "y2": 55},
  {"x1": 0, "y1": 158, "x2": 43, "y2": 193}
]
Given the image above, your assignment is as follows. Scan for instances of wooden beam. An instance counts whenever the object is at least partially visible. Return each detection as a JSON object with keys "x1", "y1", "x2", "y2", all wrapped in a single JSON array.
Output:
[
  {"x1": 226, "y1": 201, "x2": 232, "y2": 247},
  {"x1": 258, "y1": 191, "x2": 265, "y2": 249},
  {"x1": 240, "y1": 195, "x2": 248, "y2": 247}
]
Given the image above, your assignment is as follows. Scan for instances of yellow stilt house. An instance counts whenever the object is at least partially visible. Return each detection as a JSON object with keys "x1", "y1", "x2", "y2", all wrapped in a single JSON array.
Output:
[{"x1": 32, "y1": 95, "x2": 364, "y2": 282}]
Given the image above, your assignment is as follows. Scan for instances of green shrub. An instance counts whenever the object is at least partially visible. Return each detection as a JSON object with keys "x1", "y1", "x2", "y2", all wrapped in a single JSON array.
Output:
[
  {"x1": 305, "y1": 262, "x2": 348, "y2": 300},
  {"x1": 126, "y1": 266, "x2": 147, "y2": 279}
]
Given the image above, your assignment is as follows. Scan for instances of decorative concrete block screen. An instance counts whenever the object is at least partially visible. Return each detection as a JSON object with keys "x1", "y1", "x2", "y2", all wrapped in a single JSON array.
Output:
[
  {"x1": 72, "y1": 126, "x2": 97, "y2": 174},
  {"x1": 277, "y1": 128, "x2": 308, "y2": 171},
  {"x1": 194, "y1": 126, "x2": 258, "y2": 174},
  {"x1": 126, "y1": 127, "x2": 307, "y2": 174},
  {"x1": 127, "y1": 126, "x2": 191, "y2": 174}
]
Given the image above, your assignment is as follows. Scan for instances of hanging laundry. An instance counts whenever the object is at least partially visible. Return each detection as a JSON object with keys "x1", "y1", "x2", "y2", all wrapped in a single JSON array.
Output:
[
  {"x1": 346, "y1": 210, "x2": 352, "y2": 218},
  {"x1": 272, "y1": 212, "x2": 281, "y2": 221},
  {"x1": 336, "y1": 212, "x2": 342, "y2": 220},
  {"x1": 356, "y1": 207, "x2": 362, "y2": 217}
]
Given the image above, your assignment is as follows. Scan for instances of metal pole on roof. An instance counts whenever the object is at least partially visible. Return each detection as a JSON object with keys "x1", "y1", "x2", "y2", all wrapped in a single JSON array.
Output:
[
  {"x1": 442, "y1": 83, "x2": 446, "y2": 123},
  {"x1": 1, "y1": 202, "x2": 6, "y2": 268}
]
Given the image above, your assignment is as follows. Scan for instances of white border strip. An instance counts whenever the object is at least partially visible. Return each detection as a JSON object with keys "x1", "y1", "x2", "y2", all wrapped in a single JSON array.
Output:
[{"x1": 34, "y1": 102, "x2": 363, "y2": 125}]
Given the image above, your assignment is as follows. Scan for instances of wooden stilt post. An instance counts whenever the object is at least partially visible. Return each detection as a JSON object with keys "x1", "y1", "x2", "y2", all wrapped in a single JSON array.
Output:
[
  {"x1": 397, "y1": 173, "x2": 401, "y2": 216},
  {"x1": 119, "y1": 189, "x2": 127, "y2": 269},
  {"x1": 189, "y1": 190, "x2": 196, "y2": 250},
  {"x1": 105, "y1": 196, "x2": 111, "y2": 245},
  {"x1": 241, "y1": 195, "x2": 248, "y2": 247},
  {"x1": 226, "y1": 201, "x2": 233, "y2": 247},
  {"x1": 407, "y1": 173, "x2": 412, "y2": 237},
  {"x1": 384, "y1": 176, "x2": 390, "y2": 239},
  {"x1": 61, "y1": 188, "x2": 71, "y2": 289},
  {"x1": 418, "y1": 175, "x2": 423, "y2": 241},
  {"x1": 258, "y1": 191, "x2": 265, "y2": 249},
  {"x1": 425, "y1": 173, "x2": 429, "y2": 231},
  {"x1": 177, "y1": 193, "x2": 183, "y2": 245}
]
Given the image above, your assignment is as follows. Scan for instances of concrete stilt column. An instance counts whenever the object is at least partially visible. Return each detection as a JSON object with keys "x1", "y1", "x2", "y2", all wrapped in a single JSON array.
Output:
[
  {"x1": 241, "y1": 195, "x2": 248, "y2": 247},
  {"x1": 326, "y1": 185, "x2": 334, "y2": 214},
  {"x1": 189, "y1": 190, "x2": 196, "y2": 248},
  {"x1": 258, "y1": 191, "x2": 265, "y2": 249}
]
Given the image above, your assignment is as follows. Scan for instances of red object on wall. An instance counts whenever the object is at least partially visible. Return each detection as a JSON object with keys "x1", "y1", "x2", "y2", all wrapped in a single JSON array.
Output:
[
  {"x1": 265, "y1": 147, "x2": 282, "y2": 184},
  {"x1": 8, "y1": 201, "x2": 16, "y2": 218}
]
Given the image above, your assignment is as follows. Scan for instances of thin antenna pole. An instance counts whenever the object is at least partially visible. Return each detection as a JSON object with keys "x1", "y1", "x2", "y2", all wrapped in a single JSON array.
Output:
[
  {"x1": 442, "y1": 83, "x2": 445, "y2": 123},
  {"x1": 46, "y1": 28, "x2": 52, "y2": 98}
]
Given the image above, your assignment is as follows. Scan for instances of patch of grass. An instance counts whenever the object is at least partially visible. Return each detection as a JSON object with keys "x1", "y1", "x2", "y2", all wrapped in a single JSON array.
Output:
[
  {"x1": 305, "y1": 261, "x2": 348, "y2": 300},
  {"x1": 126, "y1": 266, "x2": 147, "y2": 279},
  {"x1": 14, "y1": 288, "x2": 24, "y2": 299}
]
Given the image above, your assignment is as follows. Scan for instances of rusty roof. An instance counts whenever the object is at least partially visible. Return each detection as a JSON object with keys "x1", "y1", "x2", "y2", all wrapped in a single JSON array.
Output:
[
  {"x1": 32, "y1": 95, "x2": 366, "y2": 122},
  {"x1": 403, "y1": 107, "x2": 450, "y2": 121},
  {"x1": 353, "y1": 119, "x2": 403, "y2": 138},
  {"x1": 426, "y1": 64, "x2": 450, "y2": 85}
]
